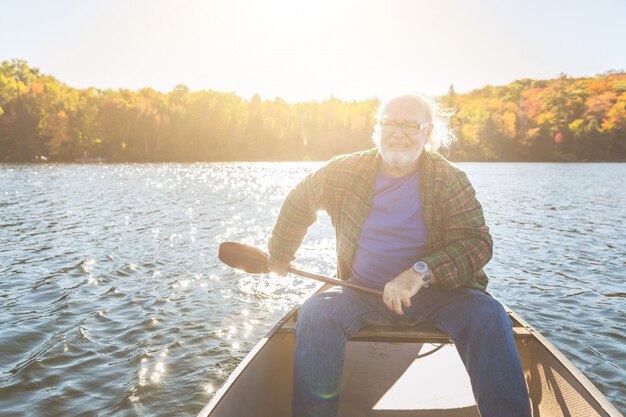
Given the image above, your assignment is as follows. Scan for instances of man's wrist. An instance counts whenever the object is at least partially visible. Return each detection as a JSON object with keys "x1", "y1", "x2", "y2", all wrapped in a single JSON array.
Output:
[
  {"x1": 408, "y1": 268, "x2": 424, "y2": 288},
  {"x1": 412, "y1": 261, "x2": 431, "y2": 288}
]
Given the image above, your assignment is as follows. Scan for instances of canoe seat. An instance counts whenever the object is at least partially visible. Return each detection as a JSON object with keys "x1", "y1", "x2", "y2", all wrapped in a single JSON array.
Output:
[{"x1": 279, "y1": 322, "x2": 531, "y2": 343}]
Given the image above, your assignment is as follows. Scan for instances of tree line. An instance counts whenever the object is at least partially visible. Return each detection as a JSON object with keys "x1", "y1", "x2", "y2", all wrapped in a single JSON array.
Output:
[{"x1": 1, "y1": 59, "x2": 625, "y2": 162}]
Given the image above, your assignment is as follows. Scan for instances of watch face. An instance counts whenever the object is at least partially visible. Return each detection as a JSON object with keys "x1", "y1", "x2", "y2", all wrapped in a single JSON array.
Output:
[{"x1": 414, "y1": 262, "x2": 428, "y2": 274}]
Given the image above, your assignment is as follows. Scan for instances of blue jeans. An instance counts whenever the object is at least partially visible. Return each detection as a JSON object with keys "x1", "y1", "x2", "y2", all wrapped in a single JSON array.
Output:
[{"x1": 292, "y1": 283, "x2": 531, "y2": 417}]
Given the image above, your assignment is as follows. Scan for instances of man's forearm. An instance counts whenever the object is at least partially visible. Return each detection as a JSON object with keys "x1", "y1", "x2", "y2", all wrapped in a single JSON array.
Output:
[
  {"x1": 421, "y1": 233, "x2": 493, "y2": 290},
  {"x1": 267, "y1": 202, "x2": 310, "y2": 262},
  {"x1": 420, "y1": 168, "x2": 493, "y2": 291},
  {"x1": 268, "y1": 166, "x2": 329, "y2": 261}
]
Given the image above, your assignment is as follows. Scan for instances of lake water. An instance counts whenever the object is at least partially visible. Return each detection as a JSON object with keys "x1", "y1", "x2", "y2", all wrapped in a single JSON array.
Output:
[{"x1": 0, "y1": 162, "x2": 624, "y2": 416}]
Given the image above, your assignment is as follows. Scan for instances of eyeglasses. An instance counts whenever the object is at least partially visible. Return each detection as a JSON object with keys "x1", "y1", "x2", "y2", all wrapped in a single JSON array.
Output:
[{"x1": 380, "y1": 120, "x2": 432, "y2": 136}]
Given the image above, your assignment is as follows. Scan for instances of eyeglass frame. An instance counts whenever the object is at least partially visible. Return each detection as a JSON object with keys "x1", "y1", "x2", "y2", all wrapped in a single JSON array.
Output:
[{"x1": 379, "y1": 120, "x2": 432, "y2": 136}]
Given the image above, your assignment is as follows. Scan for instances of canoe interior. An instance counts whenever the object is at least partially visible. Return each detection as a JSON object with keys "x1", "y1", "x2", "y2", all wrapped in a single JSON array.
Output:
[{"x1": 198, "y1": 297, "x2": 622, "y2": 417}]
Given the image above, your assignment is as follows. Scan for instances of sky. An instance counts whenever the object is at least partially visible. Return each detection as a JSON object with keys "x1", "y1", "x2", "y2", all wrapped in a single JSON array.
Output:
[{"x1": 1, "y1": 0, "x2": 625, "y2": 102}]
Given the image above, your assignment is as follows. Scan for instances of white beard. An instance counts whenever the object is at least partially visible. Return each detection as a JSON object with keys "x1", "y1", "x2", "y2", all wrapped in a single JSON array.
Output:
[{"x1": 379, "y1": 143, "x2": 422, "y2": 168}]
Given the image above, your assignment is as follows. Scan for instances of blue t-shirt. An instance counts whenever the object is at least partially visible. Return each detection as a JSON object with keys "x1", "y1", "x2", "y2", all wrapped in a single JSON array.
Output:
[{"x1": 351, "y1": 168, "x2": 428, "y2": 290}]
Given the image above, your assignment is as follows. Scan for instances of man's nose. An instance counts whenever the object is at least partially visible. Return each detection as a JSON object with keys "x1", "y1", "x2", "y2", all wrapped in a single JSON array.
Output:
[{"x1": 390, "y1": 127, "x2": 406, "y2": 138}]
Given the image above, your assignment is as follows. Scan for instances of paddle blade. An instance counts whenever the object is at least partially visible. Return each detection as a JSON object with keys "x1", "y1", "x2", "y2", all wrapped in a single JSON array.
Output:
[{"x1": 218, "y1": 242, "x2": 270, "y2": 274}]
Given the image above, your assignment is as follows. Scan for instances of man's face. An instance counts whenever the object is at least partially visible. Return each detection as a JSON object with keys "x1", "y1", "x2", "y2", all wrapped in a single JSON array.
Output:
[{"x1": 377, "y1": 98, "x2": 431, "y2": 169}]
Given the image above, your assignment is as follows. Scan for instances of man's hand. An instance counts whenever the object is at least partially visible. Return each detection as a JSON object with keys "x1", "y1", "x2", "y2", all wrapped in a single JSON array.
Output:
[
  {"x1": 383, "y1": 268, "x2": 423, "y2": 315},
  {"x1": 268, "y1": 255, "x2": 290, "y2": 276}
]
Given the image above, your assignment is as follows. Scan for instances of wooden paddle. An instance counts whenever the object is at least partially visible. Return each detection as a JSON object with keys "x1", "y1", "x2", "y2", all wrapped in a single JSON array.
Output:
[{"x1": 218, "y1": 242, "x2": 383, "y2": 297}]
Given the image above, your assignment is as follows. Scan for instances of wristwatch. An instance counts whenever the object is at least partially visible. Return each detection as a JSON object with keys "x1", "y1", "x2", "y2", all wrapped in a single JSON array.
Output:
[{"x1": 412, "y1": 261, "x2": 431, "y2": 288}]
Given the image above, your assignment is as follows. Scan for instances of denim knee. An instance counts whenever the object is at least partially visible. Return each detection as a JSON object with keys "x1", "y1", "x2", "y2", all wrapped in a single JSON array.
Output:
[
  {"x1": 471, "y1": 296, "x2": 510, "y2": 331},
  {"x1": 297, "y1": 293, "x2": 341, "y2": 329},
  {"x1": 296, "y1": 291, "x2": 375, "y2": 339}
]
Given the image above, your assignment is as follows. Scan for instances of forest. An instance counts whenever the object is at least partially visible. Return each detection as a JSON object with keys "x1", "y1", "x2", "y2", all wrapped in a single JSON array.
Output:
[{"x1": 1, "y1": 59, "x2": 625, "y2": 162}]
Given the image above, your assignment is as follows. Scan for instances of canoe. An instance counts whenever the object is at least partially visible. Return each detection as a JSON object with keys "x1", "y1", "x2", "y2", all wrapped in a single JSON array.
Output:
[{"x1": 197, "y1": 285, "x2": 623, "y2": 417}]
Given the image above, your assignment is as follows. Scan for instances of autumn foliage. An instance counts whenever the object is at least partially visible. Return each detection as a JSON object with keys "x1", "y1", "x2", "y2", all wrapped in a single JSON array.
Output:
[{"x1": 1, "y1": 60, "x2": 625, "y2": 162}]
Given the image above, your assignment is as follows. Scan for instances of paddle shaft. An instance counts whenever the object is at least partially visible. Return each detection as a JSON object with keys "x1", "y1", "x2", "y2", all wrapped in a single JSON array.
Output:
[{"x1": 289, "y1": 266, "x2": 383, "y2": 297}]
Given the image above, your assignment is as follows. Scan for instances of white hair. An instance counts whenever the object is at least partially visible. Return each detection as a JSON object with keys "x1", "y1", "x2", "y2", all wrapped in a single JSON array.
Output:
[{"x1": 372, "y1": 93, "x2": 456, "y2": 152}]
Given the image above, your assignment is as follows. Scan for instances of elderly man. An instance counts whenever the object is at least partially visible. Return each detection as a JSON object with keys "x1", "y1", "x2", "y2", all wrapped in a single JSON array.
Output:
[{"x1": 268, "y1": 94, "x2": 531, "y2": 417}]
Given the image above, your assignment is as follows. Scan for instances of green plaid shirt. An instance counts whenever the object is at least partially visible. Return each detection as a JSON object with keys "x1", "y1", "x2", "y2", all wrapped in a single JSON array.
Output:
[{"x1": 268, "y1": 148, "x2": 492, "y2": 290}]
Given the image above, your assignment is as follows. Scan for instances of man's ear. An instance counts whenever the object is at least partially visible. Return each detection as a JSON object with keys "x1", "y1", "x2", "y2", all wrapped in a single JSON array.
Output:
[{"x1": 422, "y1": 126, "x2": 433, "y2": 146}]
